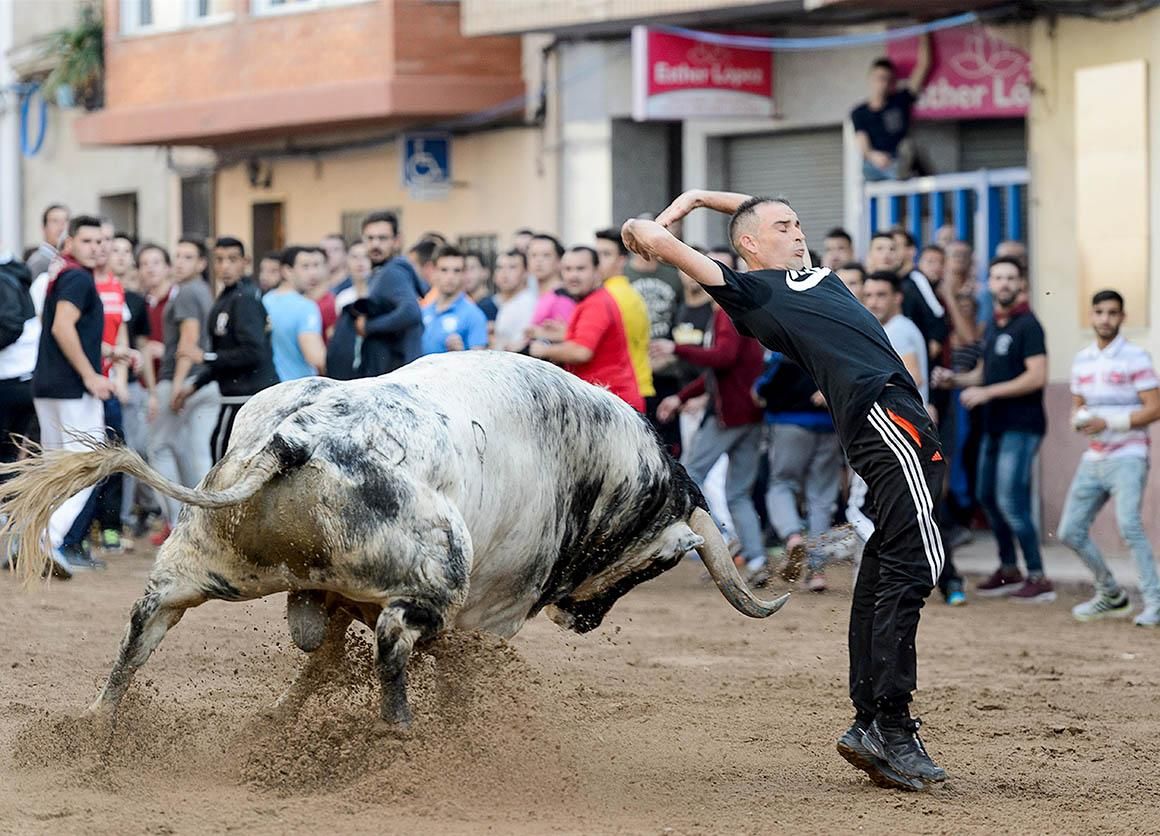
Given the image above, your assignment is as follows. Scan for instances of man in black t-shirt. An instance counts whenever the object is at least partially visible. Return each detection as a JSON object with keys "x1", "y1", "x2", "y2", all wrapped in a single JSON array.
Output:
[
  {"x1": 851, "y1": 35, "x2": 931, "y2": 182},
  {"x1": 31, "y1": 215, "x2": 115, "y2": 577},
  {"x1": 622, "y1": 189, "x2": 947, "y2": 792},
  {"x1": 934, "y1": 257, "x2": 1053, "y2": 602}
]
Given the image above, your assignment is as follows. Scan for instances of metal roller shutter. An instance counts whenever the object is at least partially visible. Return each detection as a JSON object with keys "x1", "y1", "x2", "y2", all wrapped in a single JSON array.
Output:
[
  {"x1": 725, "y1": 128, "x2": 844, "y2": 247},
  {"x1": 959, "y1": 118, "x2": 1027, "y2": 170}
]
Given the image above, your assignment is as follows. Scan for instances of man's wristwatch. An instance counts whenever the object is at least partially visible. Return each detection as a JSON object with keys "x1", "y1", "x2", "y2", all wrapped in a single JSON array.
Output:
[{"x1": 203, "y1": 352, "x2": 218, "y2": 363}]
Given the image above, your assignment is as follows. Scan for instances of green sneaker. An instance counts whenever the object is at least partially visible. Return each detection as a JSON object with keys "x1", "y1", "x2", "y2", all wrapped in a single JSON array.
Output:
[{"x1": 101, "y1": 529, "x2": 124, "y2": 554}]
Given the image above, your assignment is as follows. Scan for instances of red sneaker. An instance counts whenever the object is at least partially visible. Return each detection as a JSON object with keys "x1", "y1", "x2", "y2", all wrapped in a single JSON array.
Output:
[
  {"x1": 149, "y1": 522, "x2": 172, "y2": 547},
  {"x1": 1009, "y1": 575, "x2": 1056, "y2": 604},
  {"x1": 976, "y1": 568, "x2": 1024, "y2": 597}
]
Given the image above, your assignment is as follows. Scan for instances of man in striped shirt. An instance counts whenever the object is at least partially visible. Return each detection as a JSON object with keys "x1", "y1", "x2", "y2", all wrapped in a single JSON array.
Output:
[{"x1": 1060, "y1": 290, "x2": 1160, "y2": 627}]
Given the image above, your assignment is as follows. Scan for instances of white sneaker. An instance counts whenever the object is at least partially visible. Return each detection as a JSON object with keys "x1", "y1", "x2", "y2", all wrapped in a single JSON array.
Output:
[
  {"x1": 1133, "y1": 605, "x2": 1160, "y2": 628},
  {"x1": 1071, "y1": 591, "x2": 1131, "y2": 622}
]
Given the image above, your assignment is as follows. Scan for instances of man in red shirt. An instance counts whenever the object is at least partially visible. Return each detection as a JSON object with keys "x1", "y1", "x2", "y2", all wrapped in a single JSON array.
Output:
[
  {"x1": 530, "y1": 246, "x2": 643, "y2": 411},
  {"x1": 652, "y1": 298, "x2": 767, "y2": 573}
]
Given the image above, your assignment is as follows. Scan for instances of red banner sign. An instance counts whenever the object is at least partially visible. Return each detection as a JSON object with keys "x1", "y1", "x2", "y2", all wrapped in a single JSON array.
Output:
[
  {"x1": 632, "y1": 27, "x2": 774, "y2": 121},
  {"x1": 888, "y1": 27, "x2": 1031, "y2": 120}
]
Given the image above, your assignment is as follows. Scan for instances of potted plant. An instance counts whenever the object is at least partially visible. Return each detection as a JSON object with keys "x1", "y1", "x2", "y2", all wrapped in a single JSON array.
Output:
[{"x1": 41, "y1": 2, "x2": 104, "y2": 111}]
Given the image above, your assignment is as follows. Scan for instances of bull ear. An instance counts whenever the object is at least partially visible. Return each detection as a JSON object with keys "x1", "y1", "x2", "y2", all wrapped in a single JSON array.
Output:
[{"x1": 689, "y1": 508, "x2": 790, "y2": 619}]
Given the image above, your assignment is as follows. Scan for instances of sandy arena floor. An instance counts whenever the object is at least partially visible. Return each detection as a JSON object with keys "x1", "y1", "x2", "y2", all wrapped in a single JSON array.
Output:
[{"x1": 1, "y1": 550, "x2": 1158, "y2": 835}]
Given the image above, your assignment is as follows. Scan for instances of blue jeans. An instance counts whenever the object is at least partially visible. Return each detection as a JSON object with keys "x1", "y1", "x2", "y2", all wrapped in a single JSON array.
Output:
[
  {"x1": 976, "y1": 431, "x2": 1043, "y2": 575},
  {"x1": 1058, "y1": 456, "x2": 1160, "y2": 608},
  {"x1": 862, "y1": 158, "x2": 899, "y2": 182}
]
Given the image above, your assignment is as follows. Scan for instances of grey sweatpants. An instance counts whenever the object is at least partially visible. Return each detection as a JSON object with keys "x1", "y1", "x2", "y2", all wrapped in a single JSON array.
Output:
[
  {"x1": 683, "y1": 420, "x2": 764, "y2": 563},
  {"x1": 148, "y1": 379, "x2": 219, "y2": 525},
  {"x1": 765, "y1": 423, "x2": 844, "y2": 571}
]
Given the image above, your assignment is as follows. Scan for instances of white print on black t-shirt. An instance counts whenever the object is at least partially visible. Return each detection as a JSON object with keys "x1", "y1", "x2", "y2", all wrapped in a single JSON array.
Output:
[
  {"x1": 215, "y1": 311, "x2": 230, "y2": 336},
  {"x1": 784, "y1": 268, "x2": 832, "y2": 292},
  {"x1": 995, "y1": 334, "x2": 1013, "y2": 356}
]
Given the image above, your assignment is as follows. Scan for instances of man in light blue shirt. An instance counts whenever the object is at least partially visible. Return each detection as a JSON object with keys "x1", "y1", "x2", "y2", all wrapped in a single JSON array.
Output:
[
  {"x1": 263, "y1": 246, "x2": 326, "y2": 380},
  {"x1": 420, "y1": 245, "x2": 489, "y2": 356}
]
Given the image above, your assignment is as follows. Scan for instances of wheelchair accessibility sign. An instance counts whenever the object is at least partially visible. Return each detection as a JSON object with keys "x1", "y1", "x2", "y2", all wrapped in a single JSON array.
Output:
[{"x1": 401, "y1": 132, "x2": 451, "y2": 200}]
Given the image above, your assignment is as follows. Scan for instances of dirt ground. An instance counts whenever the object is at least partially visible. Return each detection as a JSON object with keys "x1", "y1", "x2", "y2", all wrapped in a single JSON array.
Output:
[{"x1": 1, "y1": 550, "x2": 1158, "y2": 836}]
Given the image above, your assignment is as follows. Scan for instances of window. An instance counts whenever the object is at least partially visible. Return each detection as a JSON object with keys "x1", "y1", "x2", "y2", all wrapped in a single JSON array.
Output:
[
  {"x1": 99, "y1": 192, "x2": 139, "y2": 238},
  {"x1": 180, "y1": 175, "x2": 215, "y2": 244},
  {"x1": 251, "y1": 0, "x2": 375, "y2": 17},
  {"x1": 120, "y1": 0, "x2": 233, "y2": 35}
]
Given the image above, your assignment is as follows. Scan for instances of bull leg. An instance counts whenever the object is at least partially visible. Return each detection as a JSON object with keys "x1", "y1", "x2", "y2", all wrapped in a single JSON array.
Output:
[
  {"x1": 88, "y1": 582, "x2": 207, "y2": 718},
  {"x1": 375, "y1": 599, "x2": 444, "y2": 730},
  {"x1": 268, "y1": 596, "x2": 354, "y2": 719}
]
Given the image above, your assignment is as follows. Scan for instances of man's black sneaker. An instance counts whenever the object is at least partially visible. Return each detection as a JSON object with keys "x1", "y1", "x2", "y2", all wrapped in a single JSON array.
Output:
[
  {"x1": 862, "y1": 717, "x2": 946, "y2": 784},
  {"x1": 60, "y1": 543, "x2": 106, "y2": 571},
  {"x1": 837, "y1": 719, "x2": 924, "y2": 791}
]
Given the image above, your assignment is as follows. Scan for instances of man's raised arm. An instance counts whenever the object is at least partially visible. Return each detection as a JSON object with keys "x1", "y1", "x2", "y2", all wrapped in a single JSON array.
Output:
[
  {"x1": 655, "y1": 189, "x2": 754, "y2": 228},
  {"x1": 621, "y1": 218, "x2": 723, "y2": 288}
]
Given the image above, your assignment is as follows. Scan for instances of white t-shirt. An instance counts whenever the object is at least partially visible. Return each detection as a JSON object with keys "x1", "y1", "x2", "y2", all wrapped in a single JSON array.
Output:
[
  {"x1": 1071, "y1": 335, "x2": 1159, "y2": 461},
  {"x1": 884, "y1": 313, "x2": 929, "y2": 404},
  {"x1": 492, "y1": 285, "x2": 539, "y2": 351}
]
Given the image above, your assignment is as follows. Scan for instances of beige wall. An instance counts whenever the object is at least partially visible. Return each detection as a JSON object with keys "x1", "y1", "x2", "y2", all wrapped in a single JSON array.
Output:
[
  {"x1": 462, "y1": 0, "x2": 774, "y2": 36},
  {"x1": 1028, "y1": 9, "x2": 1160, "y2": 548},
  {"x1": 215, "y1": 126, "x2": 556, "y2": 251},
  {"x1": 21, "y1": 109, "x2": 184, "y2": 250}
]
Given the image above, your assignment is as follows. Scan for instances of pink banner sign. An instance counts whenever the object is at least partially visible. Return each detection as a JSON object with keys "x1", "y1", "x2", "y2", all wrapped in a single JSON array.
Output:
[
  {"x1": 632, "y1": 26, "x2": 774, "y2": 121},
  {"x1": 887, "y1": 27, "x2": 1031, "y2": 120}
]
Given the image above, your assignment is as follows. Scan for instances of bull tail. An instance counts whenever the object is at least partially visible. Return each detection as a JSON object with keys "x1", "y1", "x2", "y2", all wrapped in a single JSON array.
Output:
[{"x1": 0, "y1": 434, "x2": 299, "y2": 587}]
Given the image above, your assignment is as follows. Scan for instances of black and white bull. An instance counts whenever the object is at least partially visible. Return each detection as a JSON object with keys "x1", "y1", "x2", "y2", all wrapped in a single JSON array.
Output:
[{"x1": 1, "y1": 352, "x2": 787, "y2": 728}]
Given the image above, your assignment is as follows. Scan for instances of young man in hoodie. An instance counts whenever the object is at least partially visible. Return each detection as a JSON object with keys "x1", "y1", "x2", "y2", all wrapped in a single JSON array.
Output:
[
  {"x1": 173, "y1": 237, "x2": 278, "y2": 463},
  {"x1": 0, "y1": 253, "x2": 40, "y2": 467}
]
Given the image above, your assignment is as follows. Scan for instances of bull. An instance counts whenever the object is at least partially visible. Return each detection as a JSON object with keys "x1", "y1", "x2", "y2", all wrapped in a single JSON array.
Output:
[{"x1": 1, "y1": 352, "x2": 787, "y2": 728}]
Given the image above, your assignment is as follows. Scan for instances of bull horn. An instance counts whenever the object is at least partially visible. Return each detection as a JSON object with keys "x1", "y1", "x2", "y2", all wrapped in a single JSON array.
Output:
[{"x1": 689, "y1": 507, "x2": 790, "y2": 618}]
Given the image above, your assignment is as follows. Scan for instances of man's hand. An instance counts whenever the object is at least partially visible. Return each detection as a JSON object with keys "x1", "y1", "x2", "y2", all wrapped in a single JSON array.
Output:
[
  {"x1": 170, "y1": 384, "x2": 195, "y2": 413},
  {"x1": 656, "y1": 394, "x2": 683, "y2": 423},
  {"x1": 84, "y1": 373, "x2": 115, "y2": 401},
  {"x1": 931, "y1": 366, "x2": 956, "y2": 390},
  {"x1": 114, "y1": 379, "x2": 130, "y2": 405},
  {"x1": 445, "y1": 333, "x2": 465, "y2": 352},
  {"x1": 868, "y1": 150, "x2": 893, "y2": 170},
  {"x1": 177, "y1": 344, "x2": 204, "y2": 364},
  {"x1": 751, "y1": 386, "x2": 766, "y2": 408},
  {"x1": 145, "y1": 340, "x2": 165, "y2": 361},
  {"x1": 355, "y1": 316, "x2": 367, "y2": 338},
  {"x1": 147, "y1": 392, "x2": 159, "y2": 422},
  {"x1": 810, "y1": 391, "x2": 827, "y2": 408},
  {"x1": 655, "y1": 190, "x2": 703, "y2": 228},
  {"x1": 528, "y1": 340, "x2": 549, "y2": 360},
  {"x1": 649, "y1": 339, "x2": 676, "y2": 362},
  {"x1": 1080, "y1": 416, "x2": 1108, "y2": 436},
  {"x1": 960, "y1": 386, "x2": 992, "y2": 409},
  {"x1": 538, "y1": 320, "x2": 567, "y2": 343},
  {"x1": 621, "y1": 219, "x2": 658, "y2": 260}
]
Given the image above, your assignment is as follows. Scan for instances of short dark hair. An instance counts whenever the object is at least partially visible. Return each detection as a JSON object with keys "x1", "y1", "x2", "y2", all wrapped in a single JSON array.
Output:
[
  {"x1": 567, "y1": 246, "x2": 599, "y2": 268},
  {"x1": 1092, "y1": 289, "x2": 1124, "y2": 309},
  {"x1": 595, "y1": 227, "x2": 629, "y2": 257},
  {"x1": 514, "y1": 227, "x2": 535, "y2": 237},
  {"x1": 408, "y1": 238, "x2": 440, "y2": 266},
  {"x1": 988, "y1": 256, "x2": 1025, "y2": 277},
  {"x1": 865, "y1": 270, "x2": 902, "y2": 291},
  {"x1": 871, "y1": 57, "x2": 896, "y2": 75},
  {"x1": 214, "y1": 236, "x2": 246, "y2": 256},
  {"x1": 113, "y1": 231, "x2": 138, "y2": 248},
  {"x1": 891, "y1": 229, "x2": 916, "y2": 248},
  {"x1": 68, "y1": 215, "x2": 102, "y2": 236},
  {"x1": 839, "y1": 260, "x2": 866, "y2": 275},
  {"x1": 434, "y1": 244, "x2": 464, "y2": 262},
  {"x1": 137, "y1": 243, "x2": 170, "y2": 265},
  {"x1": 260, "y1": 250, "x2": 282, "y2": 264},
  {"x1": 177, "y1": 237, "x2": 208, "y2": 261},
  {"x1": 919, "y1": 244, "x2": 945, "y2": 258},
  {"x1": 419, "y1": 231, "x2": 448, "y2": 245},
  {"x1": 322, "y1": 233, "x2": 346, "y2": 248},
  {"x1": 729, "y1": 196, "x2": 792, "y2": 250},
  {"x1": 463, "y1": 249, "x2": 485, "y2": 264},
  {"x1": 530, "y1": 233, "x2": 564, "y2": 258},
  {"x1": 706, "y1": 245, "x2": 736, "y2": 270},
  {"x1": 280, "y1": 245, "x2": 311, "y2": 268},
  {"x1": 42, "y1": 204, "x2": 68, "y2": 227},
  {"x1": 870, "y1": 231, "x2": 895, "y2": 245},
  {"x1": 825, "y1": 227, "x2": 852, "y2": 244},
  {"x1": 500, "y1": 248, "x2": 527, "y2": 269},
  {"x1": 361, "y1": 210, "x2": 399, "y2": 235}
]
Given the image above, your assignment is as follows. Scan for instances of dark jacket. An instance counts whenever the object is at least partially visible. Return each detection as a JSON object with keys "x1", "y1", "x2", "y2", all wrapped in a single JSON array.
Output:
[
  {"x1": 327, "y1": 304, "x2": 360, "y2": 380},
  {"x1": 193, "y1": 280, "x2": 279, "y2": 398},
  {"x1": 674, "y1": 306, "x2": 765, "y2": 428},
  {"x1": 0, "y1": 256, "x2": 35, "y2": 352},
  {"x1": 358, "y1": 256, "x2": 423, "y2": 377},
  {"x1": 755, "y1": 353, "x2": 834, "y2": 431}
]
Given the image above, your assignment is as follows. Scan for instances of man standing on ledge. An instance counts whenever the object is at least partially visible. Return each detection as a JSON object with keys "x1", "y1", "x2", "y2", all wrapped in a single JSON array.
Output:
[{"x1": 621, "y1": 189, "x2": 947, "y2": 792}]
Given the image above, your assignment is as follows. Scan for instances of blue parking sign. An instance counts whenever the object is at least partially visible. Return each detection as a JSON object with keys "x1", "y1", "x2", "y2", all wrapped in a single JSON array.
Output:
[{"x1": 402, "y1": 132, "x2": 451, "y2": 199}]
